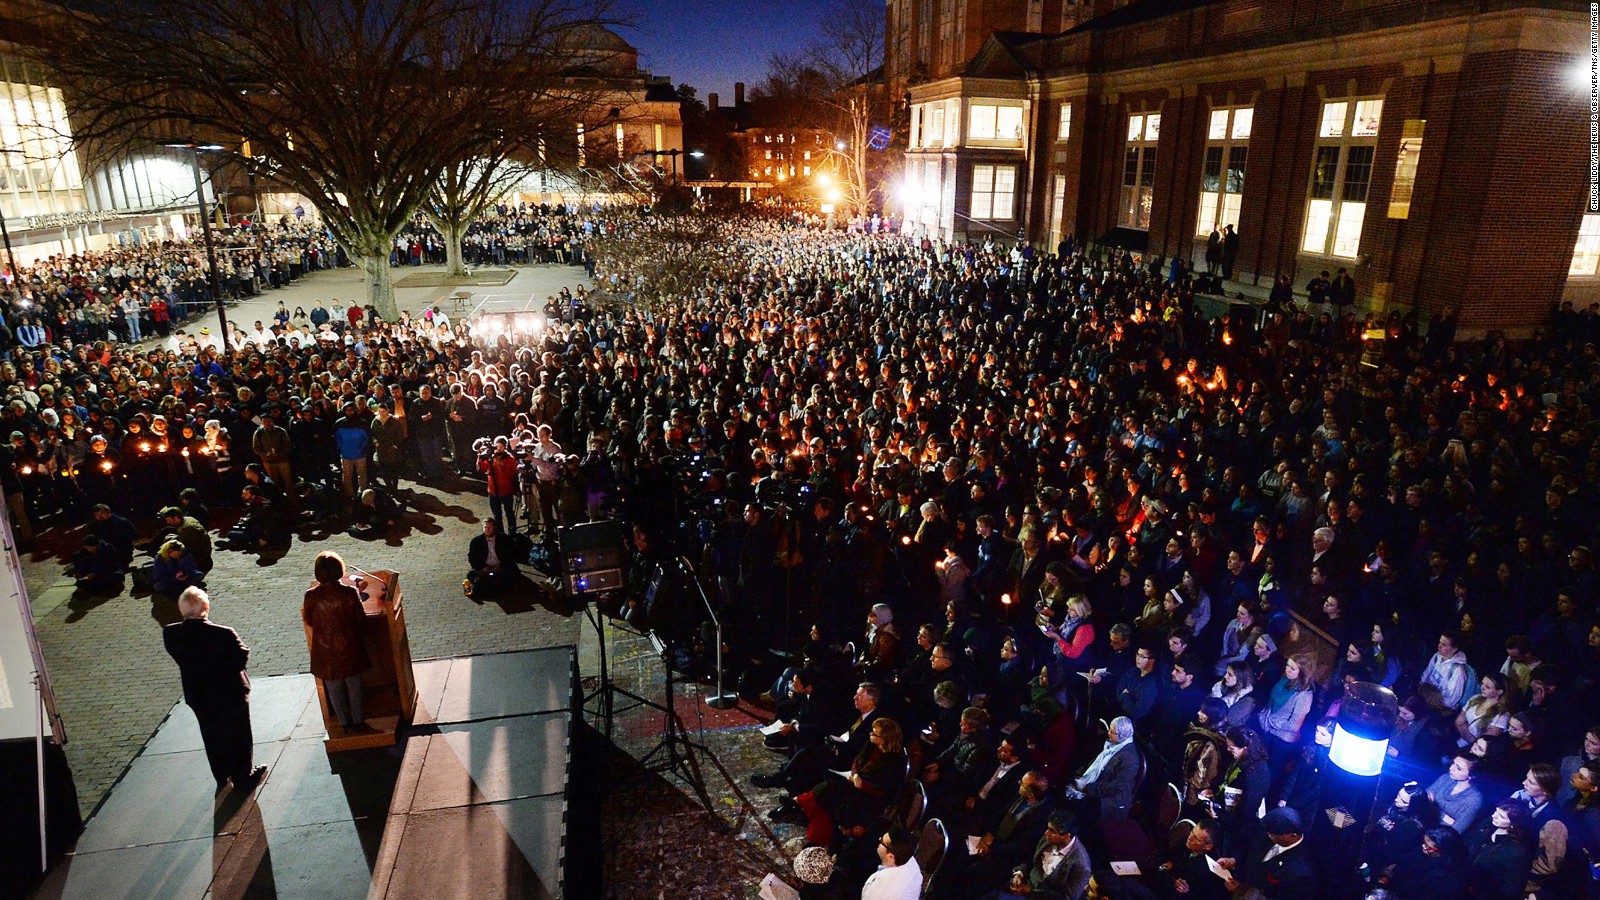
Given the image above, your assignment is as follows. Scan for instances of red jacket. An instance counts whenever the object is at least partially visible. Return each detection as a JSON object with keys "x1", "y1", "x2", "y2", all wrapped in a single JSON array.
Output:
[{"x1": 479, "y1": 451, "x2": 519, "y2": 496}]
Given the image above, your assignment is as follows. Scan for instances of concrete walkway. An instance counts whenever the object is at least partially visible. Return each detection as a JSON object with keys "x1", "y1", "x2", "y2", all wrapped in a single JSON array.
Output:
[
  {"x1": 24, "y1": 261, "x2": 594, "y2": 822},
  {"x1": 155, "y1": 260, "x2": 592, "y2": 345}
]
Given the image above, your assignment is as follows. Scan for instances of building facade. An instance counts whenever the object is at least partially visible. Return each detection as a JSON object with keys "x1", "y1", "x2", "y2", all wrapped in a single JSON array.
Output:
[
  {"x1": 900, "y1": 0, "x2": 1590, "y2": 336},
  {"x1": 886, "y1": 0, "x2": 1100, "y2": 100},
  {"x1": 0, "y1": 49, "x2": 216, "y2": 266}
]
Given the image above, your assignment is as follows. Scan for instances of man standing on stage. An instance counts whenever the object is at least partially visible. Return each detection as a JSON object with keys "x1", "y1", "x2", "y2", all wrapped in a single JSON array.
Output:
[{"x1": 163, "y1": 587, "x2": 267, "y2": 792}]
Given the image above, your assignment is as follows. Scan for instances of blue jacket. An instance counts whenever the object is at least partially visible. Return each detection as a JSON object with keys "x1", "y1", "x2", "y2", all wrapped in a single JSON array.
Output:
[{"x1": 332, "y1": 417, "x2": 371, "y2": 461}]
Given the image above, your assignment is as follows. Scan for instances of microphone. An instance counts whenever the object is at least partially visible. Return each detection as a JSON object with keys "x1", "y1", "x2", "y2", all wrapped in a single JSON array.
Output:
[{"x1": 345, "y1": 563, "x2": 390, "y2": 592}]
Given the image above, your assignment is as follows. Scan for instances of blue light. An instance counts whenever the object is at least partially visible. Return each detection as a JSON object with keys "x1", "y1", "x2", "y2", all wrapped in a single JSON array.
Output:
[{"x1": 1329, "y1": 724, "x2": 1387, "y2": 777}]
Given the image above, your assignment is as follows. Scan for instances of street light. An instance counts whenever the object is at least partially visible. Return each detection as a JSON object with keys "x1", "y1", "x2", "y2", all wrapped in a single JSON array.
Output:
[{"x1": 164, "y1": 142, "x2": 230, "y2": 350}]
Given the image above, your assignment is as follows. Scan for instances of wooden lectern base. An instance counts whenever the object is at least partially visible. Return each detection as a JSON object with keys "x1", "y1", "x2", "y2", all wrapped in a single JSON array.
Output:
[
  {"x1": 313, "y1": 676, "x2": 405, "y2": 751},
  {"x1": 304, "y1": 569, "x2": 417, "y2": 752}
]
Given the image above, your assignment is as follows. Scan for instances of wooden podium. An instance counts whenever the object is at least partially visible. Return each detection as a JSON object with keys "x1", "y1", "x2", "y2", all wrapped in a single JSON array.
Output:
[{"x1": 303, "y1": 570, "x2": 417, "y2": 751}]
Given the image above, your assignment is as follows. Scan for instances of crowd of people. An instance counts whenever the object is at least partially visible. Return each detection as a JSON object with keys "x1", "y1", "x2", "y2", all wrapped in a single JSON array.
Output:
[
  {"x1": 3, "y1": 200, "x2": 1600, "y2": 899},
  {"x1": 388, "y1": 204, "x2": 603, "y2": 268}
]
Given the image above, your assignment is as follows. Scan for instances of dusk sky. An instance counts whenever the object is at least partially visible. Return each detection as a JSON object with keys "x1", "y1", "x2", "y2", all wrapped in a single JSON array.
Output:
[{"x1": 618, "y1": 0, "x2": 834, "y2": 103}]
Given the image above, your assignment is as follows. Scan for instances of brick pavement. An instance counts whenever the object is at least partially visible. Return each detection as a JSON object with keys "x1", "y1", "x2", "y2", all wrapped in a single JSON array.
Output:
[{"x1": 22, "y1": 262, "x2": 595, "y2": 819}]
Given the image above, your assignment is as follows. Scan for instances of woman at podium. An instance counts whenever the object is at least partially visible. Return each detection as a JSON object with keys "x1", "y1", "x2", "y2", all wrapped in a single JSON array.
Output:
[{"x1": 304, "y1": 551, "x2": 372, "y2": 730}]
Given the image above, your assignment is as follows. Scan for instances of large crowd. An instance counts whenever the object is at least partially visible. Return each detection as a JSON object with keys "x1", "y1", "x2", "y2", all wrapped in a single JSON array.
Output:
[{"x1": 2, "y1": 203, "x2": 1599, "y2": 900}]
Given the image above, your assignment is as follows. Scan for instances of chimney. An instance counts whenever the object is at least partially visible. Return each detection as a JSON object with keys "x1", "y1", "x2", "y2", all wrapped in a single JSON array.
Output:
[
  {"x1": 734, "y1": 82, "x2": 745, "y2": 108},
  {"x1": 708, "y1": 92, "x2": 718, "y2": 112}
]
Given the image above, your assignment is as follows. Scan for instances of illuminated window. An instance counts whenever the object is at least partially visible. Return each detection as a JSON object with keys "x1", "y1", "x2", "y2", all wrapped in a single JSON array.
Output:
[
  {"x1": 968, "y1": 103, "x2": 1023, "y2": 142},
  {"x1": 1572, "y1": 214, "x2": 1600, "y2": 276},
  {"x1": 1121, "y1": 112, "x2": 1160, "y2": 229},
  {"x1": 1196, "y1": 107, "x2": 1251, "y2": 236},
  {"x1": 1049, "y1": 175, "x2": 1067, "y2": 249},
  {"x1": 970, "y1": 164, "x2": 1016, "y2": 219},
  {"x1": 1302, "y1": 98, "x2": 1382, "y2": 258},
  {"x1": 1387, "y1": 119, "x2": 1425, "y2": 219},
  {"x1": 928, "y1": 107, "x2": 945, "y2": 146},
  {"x1": 1058, "y1": 103, "x2": 1072, "y2": 141}
]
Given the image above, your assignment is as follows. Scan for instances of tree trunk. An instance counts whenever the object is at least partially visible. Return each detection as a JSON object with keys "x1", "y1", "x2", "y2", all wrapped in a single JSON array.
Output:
[
  {"x1": 443, "y1": 220, "x2": 467, "y2": 278},
  {"x1": 359, "y1": 253, "x2": 399, "y2": 322}
]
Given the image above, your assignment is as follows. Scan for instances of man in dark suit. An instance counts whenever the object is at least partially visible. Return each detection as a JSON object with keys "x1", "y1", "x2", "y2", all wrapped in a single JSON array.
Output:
[
  {"x1": 162, "y1": 587, "x2": 265, "y2": 792},
  {"x1": 752, "y1": 681, "x2": 883, "y2": 794},
  {"x1": 467, "y1": 517, "x2": 522, "y2": 599},
  {"x1": 1219, "y1": 807, "x2": 1316, "y2": 900},
  {"x1": 1000, "y1": 810, "x2": 1093, "y2": 900},
  {"x1": 1157, "y1": 817, "x2": 1231, "y2": 900},
  {"x1": 945, "y1": 736, "x2": 1030, "y2": 833},
  {"x1": 963, "y1": 770, "x2": 1058, "y2": 888}
]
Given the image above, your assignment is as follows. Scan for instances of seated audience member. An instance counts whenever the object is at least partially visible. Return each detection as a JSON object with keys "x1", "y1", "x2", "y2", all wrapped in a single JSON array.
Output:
[
  {"x1": 151, "y1": 538, "x2": 204, "y2": 597},
  {"x1": 985, "y1": 810, "x2": 1092, "y2": 900},
  {"x1": 1063, "y1": 716, "x2": 1142, "y2": 826},
  {"x1": 348, "y1": 487, "x2": 400, "y2": 538},
  {"x1": 71, "y1": 534, "x2": 125, "y2": 593},
  {"x1": 860, "y1": 827, "x2": 921, "y2": 900},
  {"x1": 1155, "y1": 817, "x2": 1229, "y2": 900},
  {"x1": 1216, "y1": 807, "x2": 1315, "y2": 900},
  {"x1": 1425, "y1": 753, "x2": 1486, "y2": 834},
  {"x1": 90, "y1": 503, "x2": 139, "y2": 569},
  {"x1": 466, "y1": 517, "x2": 521, "y2": 598},
  {"x1": 157, "y1": 506, "x2": 212, "y2": 573},
  {"x1": 1464, "y1": 800, "x2": 1536, "y2": 900},
  {"x1": 962, "y1": 770, "x2": 1056, "y2": 888},
  {"x1": 1385, "y1": 825, "x2": 1471, "y2": 896},
  {"x1": 922, "y1": 706, "x2": 995, "y2": 803}
]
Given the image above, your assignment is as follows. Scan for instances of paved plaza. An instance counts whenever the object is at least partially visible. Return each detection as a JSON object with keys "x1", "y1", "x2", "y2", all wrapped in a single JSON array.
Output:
[{"x1": 21, "y1": 261, "x2": 595, "y2": 819}]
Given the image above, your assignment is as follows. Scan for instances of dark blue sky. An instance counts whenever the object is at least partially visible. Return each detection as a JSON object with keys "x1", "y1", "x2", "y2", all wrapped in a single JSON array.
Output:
[{"x1": 618, "y1": 0, "x2": 832, "y2": 103}]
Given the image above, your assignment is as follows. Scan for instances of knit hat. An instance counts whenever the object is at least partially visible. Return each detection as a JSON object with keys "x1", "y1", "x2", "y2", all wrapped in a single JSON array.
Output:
[
  {"x1": 1262, "y1": 807, "x2": 1302, "y2": 836},
  {"x1": 870, "y1": 603, "x2": 893, "y2": 626},
  {"x1": 792, "y1": 845, "x2": 834, "y2": 885}
]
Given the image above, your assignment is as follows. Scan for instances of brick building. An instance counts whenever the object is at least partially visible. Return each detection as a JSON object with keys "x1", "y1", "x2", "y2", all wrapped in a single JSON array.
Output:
[
  {"x1": 886, "y1": 0, "x2": 1099, "y2": 100},
  {"x1": 899, "y1": 0, "x2": 1591, "y2": 336}
]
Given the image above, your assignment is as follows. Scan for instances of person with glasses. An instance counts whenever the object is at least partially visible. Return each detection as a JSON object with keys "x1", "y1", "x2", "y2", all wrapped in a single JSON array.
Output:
[
  {"x1": 992, "y1": 811, "x2": 1091, "y2": 900},
  {"x1": 861, "y1": 827, "x2": 921, "y2": 900}
]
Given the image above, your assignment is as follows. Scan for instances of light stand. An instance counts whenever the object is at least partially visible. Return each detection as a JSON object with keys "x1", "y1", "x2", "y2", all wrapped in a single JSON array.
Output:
[
  {"x1": 677, "y1": 557, "x2": 738, "y2": 709},
  {"x1": 1331, "y1": 681, "x2": 1399, "y2": 895}
]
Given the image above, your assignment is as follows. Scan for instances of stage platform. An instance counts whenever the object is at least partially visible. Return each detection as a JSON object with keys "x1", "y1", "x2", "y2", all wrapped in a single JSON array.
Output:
[{"x1": 31, "y1": 647, "x2": 581, "y2": 900}]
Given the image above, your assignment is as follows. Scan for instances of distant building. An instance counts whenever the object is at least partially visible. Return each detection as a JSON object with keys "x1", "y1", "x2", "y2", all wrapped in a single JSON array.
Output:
[
  {"x1": 900, "y1": 0, "x2": 1589, "y2": 335},
  {"x1": 0, "y1": 5, "x2": 225, "y2": 265},
  {"x1": 710, "y1": 82, "x2": 839, "y2": 191}
]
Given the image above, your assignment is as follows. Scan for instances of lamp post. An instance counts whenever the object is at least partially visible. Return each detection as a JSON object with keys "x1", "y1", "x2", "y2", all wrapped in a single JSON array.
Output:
[
  {"x1": 167, "y1": 143, "x2": 230, "y2": 351},
  {"x1": 0, "y1": 208, "x2": 16, "y2": 288}
]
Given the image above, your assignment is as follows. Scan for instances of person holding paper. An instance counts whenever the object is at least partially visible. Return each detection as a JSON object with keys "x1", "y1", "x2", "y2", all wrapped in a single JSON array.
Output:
[
  {"x1": 1214, "y1": 807, "x2": 1315, "y2": 900},
  {"x1": 753, "y1": 682, "x2": 883, "y2": 794},
  {"x1": 1154, "y1": 817, "x2": 1229, "y2": 900}
]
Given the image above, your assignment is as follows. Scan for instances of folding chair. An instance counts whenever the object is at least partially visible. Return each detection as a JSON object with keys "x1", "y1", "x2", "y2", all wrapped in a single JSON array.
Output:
[
  {"x1": 1154, "y1": 781, "x2": 1182, "y2": 837},
  {"x1": 894, "y1": 779, "x2": 928, "y2": 831},
  {"x1": 916, "y1": 817, "x2": 948, "y2": 896}
]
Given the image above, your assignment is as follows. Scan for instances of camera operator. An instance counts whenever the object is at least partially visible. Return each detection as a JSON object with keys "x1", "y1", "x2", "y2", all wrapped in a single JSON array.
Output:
[
  {"x1": 477, "y1": 436, "x2": 519, "y2": 536},
  {"x1": 525, "y1": 424, "x2": 562, "y2": 537}
]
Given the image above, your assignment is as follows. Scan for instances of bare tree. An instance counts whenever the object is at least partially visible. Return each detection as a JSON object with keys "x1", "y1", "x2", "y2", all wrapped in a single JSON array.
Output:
[
  {"x1": 30, "y1": 0, "x2": 618, "y2": 320},
  {"x1": 760, "y1": 0, "x2": 886, "y2": 217},
  {"x1": 425, "y1": 153, "x2": 534, "y2": 279}
]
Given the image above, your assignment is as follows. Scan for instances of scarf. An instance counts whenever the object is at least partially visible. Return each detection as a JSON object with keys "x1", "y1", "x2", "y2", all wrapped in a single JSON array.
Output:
[{"x1": 1080, "y1": 735, "x2": 1132, "y2": 786}]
